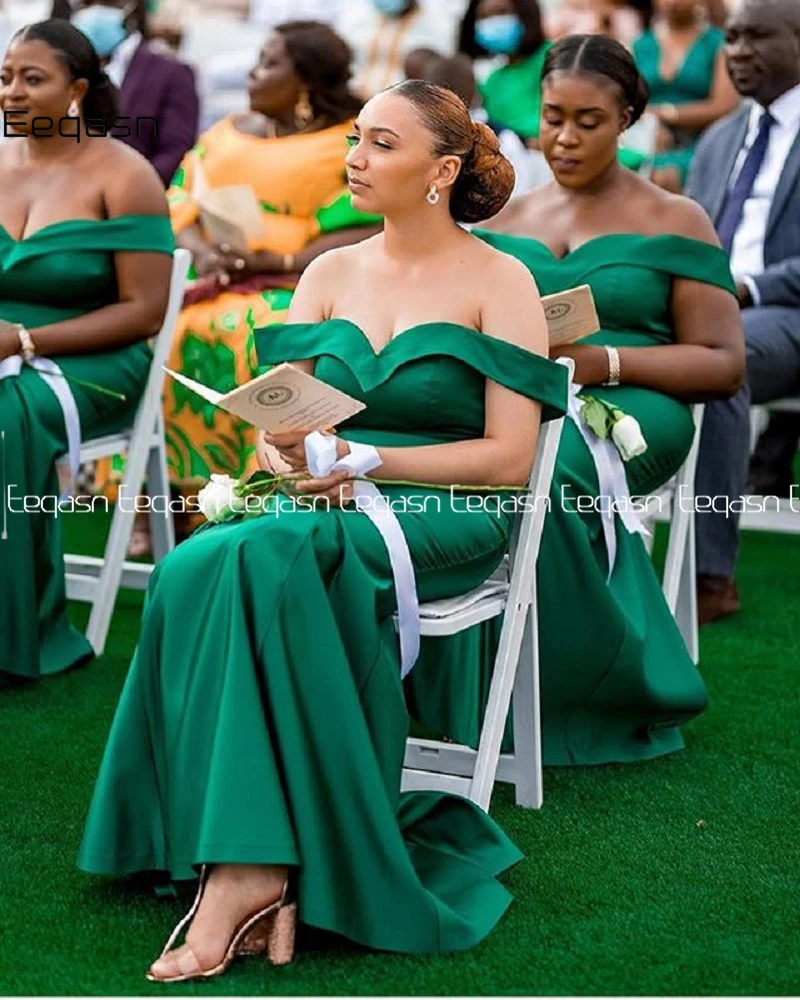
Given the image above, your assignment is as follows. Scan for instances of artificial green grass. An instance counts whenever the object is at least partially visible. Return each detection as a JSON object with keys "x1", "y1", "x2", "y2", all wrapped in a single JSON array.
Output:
[{"x1": 1, "y1": 513, "x2": 799, "y2": 996}]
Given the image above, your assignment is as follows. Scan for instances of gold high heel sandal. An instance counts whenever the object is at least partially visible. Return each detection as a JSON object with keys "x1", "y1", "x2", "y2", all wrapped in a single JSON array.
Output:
[{"x1": 145, "y1": 865, "x2": 296, "y2": 983}]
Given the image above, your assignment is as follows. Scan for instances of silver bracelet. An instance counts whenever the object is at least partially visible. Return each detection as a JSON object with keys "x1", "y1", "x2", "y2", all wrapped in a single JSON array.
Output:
[{"x1": 602, "y1": 345, "x2": 620, "y2": 387}]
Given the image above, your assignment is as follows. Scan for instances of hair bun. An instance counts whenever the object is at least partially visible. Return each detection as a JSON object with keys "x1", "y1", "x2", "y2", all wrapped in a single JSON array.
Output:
[{"x1": 451, "y1": 120, "x2": 515, "y2": 224}]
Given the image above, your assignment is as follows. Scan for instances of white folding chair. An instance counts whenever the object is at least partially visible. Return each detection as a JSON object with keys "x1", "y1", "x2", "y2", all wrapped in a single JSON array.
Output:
[
  {"x1": 740, "y1": 396, "x2": 800, "y2": 535},
  {"x1": 640, "y1": 403, "x2": 705, "y2": 664},
  {"x1": 64, "y1": 248, "x2": 191, "y2": 655},
  {"x1": 400, "y1": 358, "x2": 572, "y2": 813}
]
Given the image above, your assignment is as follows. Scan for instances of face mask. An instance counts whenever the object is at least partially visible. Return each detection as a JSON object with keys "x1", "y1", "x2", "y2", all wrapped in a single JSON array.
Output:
[
  {"x1": 474, "y1": 14, "x2": 524, "y2": 55},
  {"x1": 373, "y1": 0, "x2": 412, "y2": 18},
  {"x1": 72, "y1": 5, "x2": 129, "y2": 58}
]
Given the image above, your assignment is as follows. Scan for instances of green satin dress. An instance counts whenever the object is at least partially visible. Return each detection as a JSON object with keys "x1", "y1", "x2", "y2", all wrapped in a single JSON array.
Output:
[
  {"x1": 406, "y1": 233, "x2": 737, "y2": 766},
  {"x1": 0, "y1": 215, "x2": 175, "y2": 681},
  {"x1": 78, "y1": 321, "x2": 568, "y2": 954}
]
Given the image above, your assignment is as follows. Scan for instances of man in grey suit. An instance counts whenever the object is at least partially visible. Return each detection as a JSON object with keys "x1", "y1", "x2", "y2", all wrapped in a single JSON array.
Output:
[{"x1": 685, "y1": 0, "x2": 800, "y2": 624}]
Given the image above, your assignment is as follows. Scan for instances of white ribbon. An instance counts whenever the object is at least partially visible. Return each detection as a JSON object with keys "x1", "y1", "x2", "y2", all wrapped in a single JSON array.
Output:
[
  {"x1": 0, "y1": 354, "x2": 82, "y2": 499},
  {"x1": 567, "y1": 382, "x2": 648, "y2": 581},
  {"x1": 304, "y1": 431, "x2": 420, "y2": 679}
]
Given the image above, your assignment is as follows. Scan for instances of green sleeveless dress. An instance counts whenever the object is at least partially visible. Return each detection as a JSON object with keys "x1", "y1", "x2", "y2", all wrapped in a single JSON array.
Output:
[
  {"x1": 78, "y1": 321, "x2": 568, "y2": 954},
  {"x1": 0, "y1": 215, "x2": 175, "y2": 682},
  {"x1": 632, "y1": 27, "x2": 726, "y2": 183},
  {"x1": 405, "y1": 233, "x2": 737, "y2": 766}
]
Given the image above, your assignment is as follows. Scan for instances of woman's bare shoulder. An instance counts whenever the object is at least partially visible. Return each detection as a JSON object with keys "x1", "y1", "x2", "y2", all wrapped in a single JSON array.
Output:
[
  {"x1": 636, "y1": 180, "x2": 720, "y2": 246},
  {"x1": 482, "y1": 183, "x2": 558, "y2": 234}
]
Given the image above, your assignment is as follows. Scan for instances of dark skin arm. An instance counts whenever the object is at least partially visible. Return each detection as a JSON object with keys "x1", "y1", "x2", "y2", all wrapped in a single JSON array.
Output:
[
  {"x1": 550, "y1": 202, "x2": 745, "y2": 401},
  {"x1": 0, "y1": 152, "x2": 172, "y2": 360}
]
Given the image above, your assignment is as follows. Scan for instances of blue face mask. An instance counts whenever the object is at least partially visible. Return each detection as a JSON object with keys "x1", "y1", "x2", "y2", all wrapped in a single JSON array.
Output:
[
  {"x1": 373, "y1": 0, "x2": 412, "y2": 17},
  {"x1": 474, "y1": 14, "x2": 524, "y2": 55},
  {"x1": 72, "y1": 5, "x2": 129, "y2": 58}
]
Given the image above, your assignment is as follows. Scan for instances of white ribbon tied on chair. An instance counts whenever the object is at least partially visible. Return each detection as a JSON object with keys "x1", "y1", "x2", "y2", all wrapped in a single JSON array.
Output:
[
  {"x1": 567, "y1": 382, "x2": 648, "y2": 581},
  {"x1": 0, "y1": 354, "x2": 81, "y2": 499},
  {"x1": 304, "y1": 431, "x2": 420, "y2": 679}
]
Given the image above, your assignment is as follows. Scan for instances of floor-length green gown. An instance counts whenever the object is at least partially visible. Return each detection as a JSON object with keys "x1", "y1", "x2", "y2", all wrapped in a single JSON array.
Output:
[
  {"x1": 0, "y1": 215, "x2": 175, "y2": 681},
  {"x1": 77, "y1": 319, "x2": 568, "y2": 953},
  {"x1": 406, "y1": 233, "x2": 737, "y2": 766}
]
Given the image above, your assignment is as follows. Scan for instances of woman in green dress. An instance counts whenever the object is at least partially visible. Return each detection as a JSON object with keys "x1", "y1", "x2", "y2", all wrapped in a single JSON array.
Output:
[
  {"x1": 632, "y1": 0, "x2": 738, "y2": 191},
  {"x1": 458, "y1": 0, "x2": 551, "y2": 144},
  {"x1": 0, "y1": 20, "x2": 174, "y2": 683},
  {"x1": 427, "y1": 33, "x2": 742, "y2": 766},
  {"x1": 78, "y1": 80, "x2": 568, "y2": 981}
]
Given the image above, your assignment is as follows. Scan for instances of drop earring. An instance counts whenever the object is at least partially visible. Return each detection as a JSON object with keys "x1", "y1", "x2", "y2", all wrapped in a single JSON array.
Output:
[
  {"x1": 68, "y1": 100, "x2": 79, "y2": 118},
  {"x1": 426, "y1": 184, "x2": 440, "y2": 205}
]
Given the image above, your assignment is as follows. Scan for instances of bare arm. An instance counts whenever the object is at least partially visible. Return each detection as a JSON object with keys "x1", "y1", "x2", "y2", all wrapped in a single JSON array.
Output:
[
  {"x1": 656, "y1": 50, "x2": 739, "y2": 132},
  {"x1": 552, "y1": 201, "x2": 745, "y2": 401},
  {"x1": 11, "y1": 153, "x2": 172, "y2": 358}
]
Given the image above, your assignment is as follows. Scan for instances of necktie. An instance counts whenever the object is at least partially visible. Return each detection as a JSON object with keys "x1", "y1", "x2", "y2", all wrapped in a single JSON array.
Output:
[{"x1": 717, "y1": 109, "x2": 776, "y2": 254}]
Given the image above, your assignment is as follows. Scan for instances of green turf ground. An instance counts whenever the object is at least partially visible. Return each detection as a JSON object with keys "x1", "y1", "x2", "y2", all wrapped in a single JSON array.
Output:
[{"x1": 1, "y1": 512, "x2": 798, "y2": 996}]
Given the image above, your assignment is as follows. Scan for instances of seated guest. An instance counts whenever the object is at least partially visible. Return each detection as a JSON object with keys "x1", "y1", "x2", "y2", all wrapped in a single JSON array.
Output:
[
  {"x1": 412, "y1": 34, "x2": 745, "y2": 766},
  {"x1": 547, "y1": 0, "x2": 650, "y2": 47},
  {"x1": 633, "y1": 0, "x2": 739, "y2": 192},
  {"x1": 685, "y1": 0, "x2": 800, "y2": 623},
  {"x1": 336, "y1": 0, "x2": 461, "y2": 98},
  {"x1": 154, "y1": 21, "x2": 381, "y2": 546},
  {"x1": 0, "y1": 19, "x2": 173, "y2": 683},
  {"x1": 457, "y1": 0, "x2": 551, "y2": 146},
  {"x1": 51, "y1": 0, "x2": 199, "y2": 187},
  {"x1": 78, "y1": 80, "x2": 564, "y2": 978}
]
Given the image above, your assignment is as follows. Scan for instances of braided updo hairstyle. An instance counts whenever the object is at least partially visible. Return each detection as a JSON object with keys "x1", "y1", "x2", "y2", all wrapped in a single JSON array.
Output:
[
  {"x1": 13, "y1": 19, "x2": 120, "y2": 123},
  {"x1": 541, "y1": 34, "x2": 650, "y2": 126},
  {"x1": 391, "y1": 79, "x2": 515, "y2": 224}
]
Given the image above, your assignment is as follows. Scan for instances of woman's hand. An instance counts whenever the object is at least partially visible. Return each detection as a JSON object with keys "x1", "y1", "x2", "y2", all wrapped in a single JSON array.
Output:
[
  {"x1": 293, "y1": 469, "x2": 355, "y2": 508},
  {"x1": 217, "y1": 246, "x2": 286, "y2": 277},
  {"x1": 260, "y1": 429, "x2": 350, "y2": 473},
  {"x1": 193, "y1": 246, "x2": 228, "y2": 278},
  {"x1": 549, "y1": 344, "x2": 610, "y2": 385}
]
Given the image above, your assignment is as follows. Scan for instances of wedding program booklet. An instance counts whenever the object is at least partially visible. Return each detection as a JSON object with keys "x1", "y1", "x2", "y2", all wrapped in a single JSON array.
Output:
[
  {"x1": 164, "y1": 363, "x2": 366, "y2": 434},
  {"x1": 540, "y1": 284, "x2": 600, "y2": 346},
  {"x1": 197, "y1": 184, "x2": 265, "y2": 255}
]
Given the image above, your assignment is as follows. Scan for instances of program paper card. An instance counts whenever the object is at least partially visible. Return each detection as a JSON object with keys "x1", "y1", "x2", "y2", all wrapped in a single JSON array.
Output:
[
  {"x1": 164, "y1": 363, "x2": 366, "y2": 433},
  {"x1": 541, "y1": 284, "x2": 600, "y2": 346},
  {"x1": 197, "y1": 184, "x2": 265, "y2": 254}
]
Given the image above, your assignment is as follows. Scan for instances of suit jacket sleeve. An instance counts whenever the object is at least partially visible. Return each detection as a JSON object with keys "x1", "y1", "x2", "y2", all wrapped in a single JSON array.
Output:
[
  {"x1": 752, "y1": 257, "x2": 800, "y2": 308},
  {"x1": 151, "y1": 61, "x2": 200, "y2": 187},
  {"x1": 684, "y1": 128, "x2": 714, "y2": 207}
]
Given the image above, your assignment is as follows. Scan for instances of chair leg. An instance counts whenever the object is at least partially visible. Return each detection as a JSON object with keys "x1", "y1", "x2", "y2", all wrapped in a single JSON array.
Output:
[
  {"x1": 469, "y1": 594, "x2": 532, "y2": 813},
  {"x1": 674, "y1": 510, "x2": 699, "y2": 664},
  {"x1": 147, "y1": 417, "x2": 175, "y2": 563},
  {"x1": 85, "y1": 419, "x2": 153, "y2": 656},
  {"x1": 510, "y1": 593, "x2": 543, "y2": 809}
]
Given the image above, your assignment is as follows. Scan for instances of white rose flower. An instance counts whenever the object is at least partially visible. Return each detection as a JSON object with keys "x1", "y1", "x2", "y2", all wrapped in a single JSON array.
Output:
[
  {"x1": 197, "y1": 474, "x2": 246, "y2": 523},
  {"x1": 611, "y1": 415, "x2": 648, "y2": 462}
]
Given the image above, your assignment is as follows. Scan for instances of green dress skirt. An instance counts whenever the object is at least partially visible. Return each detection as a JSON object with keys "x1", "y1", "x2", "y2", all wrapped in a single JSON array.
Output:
[
  {"x1": 78, "y1": 321, "x2": 568, "y2": 953},
  {"x1": 405, "y1": 232, "x2": 737, "y2": 766},
  {"x1": 0, "y1": 215, "x2": 175, "y2": 681}
]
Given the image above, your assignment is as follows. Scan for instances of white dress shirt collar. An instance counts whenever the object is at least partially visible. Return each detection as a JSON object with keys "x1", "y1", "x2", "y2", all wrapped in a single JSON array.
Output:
[{"x1": 105, "y1": 31, "x2": 143, "y2": 89}]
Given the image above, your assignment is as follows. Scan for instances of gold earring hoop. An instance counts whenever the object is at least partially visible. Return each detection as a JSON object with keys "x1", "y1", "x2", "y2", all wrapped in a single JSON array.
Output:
[
  {"x1": 294, "y1": 90, "x2": 314, "y2": 129},
  {"x1": 426, "y1": 184, "x2": 440, "y2": 206}
]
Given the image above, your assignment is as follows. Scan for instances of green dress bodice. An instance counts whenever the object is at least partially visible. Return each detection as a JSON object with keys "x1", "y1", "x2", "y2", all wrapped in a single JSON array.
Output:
[
  {"x1": 633, "y1": 26, "x2": 725, "y2": 107},
  {"x1": 475, "y1": 232, "x2": 736, "y2": 345},
  {"x1": 0, "y1": 214, "x2": 175, "y2": 327}
]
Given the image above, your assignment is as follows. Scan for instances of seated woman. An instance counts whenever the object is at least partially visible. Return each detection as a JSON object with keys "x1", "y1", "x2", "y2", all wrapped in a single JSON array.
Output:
[
  {"x1": 457, "y1": 0, "x2": 551, "y2": 145},
  {"x1": 408, "y1": 33, "x2": 744, "y2": 766},
  {"x1": 0, "y1": 19, "x2": 174, "y2": 683},
  {"x1": 633, "y1": 0, "x2": 738, "y2": 192},
  {"x1": 149, "y1": 20, "x2": 381, "y2": 544},
  {"x1": 78, "y1": 81, "x2": 568, "y2": 980}
]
